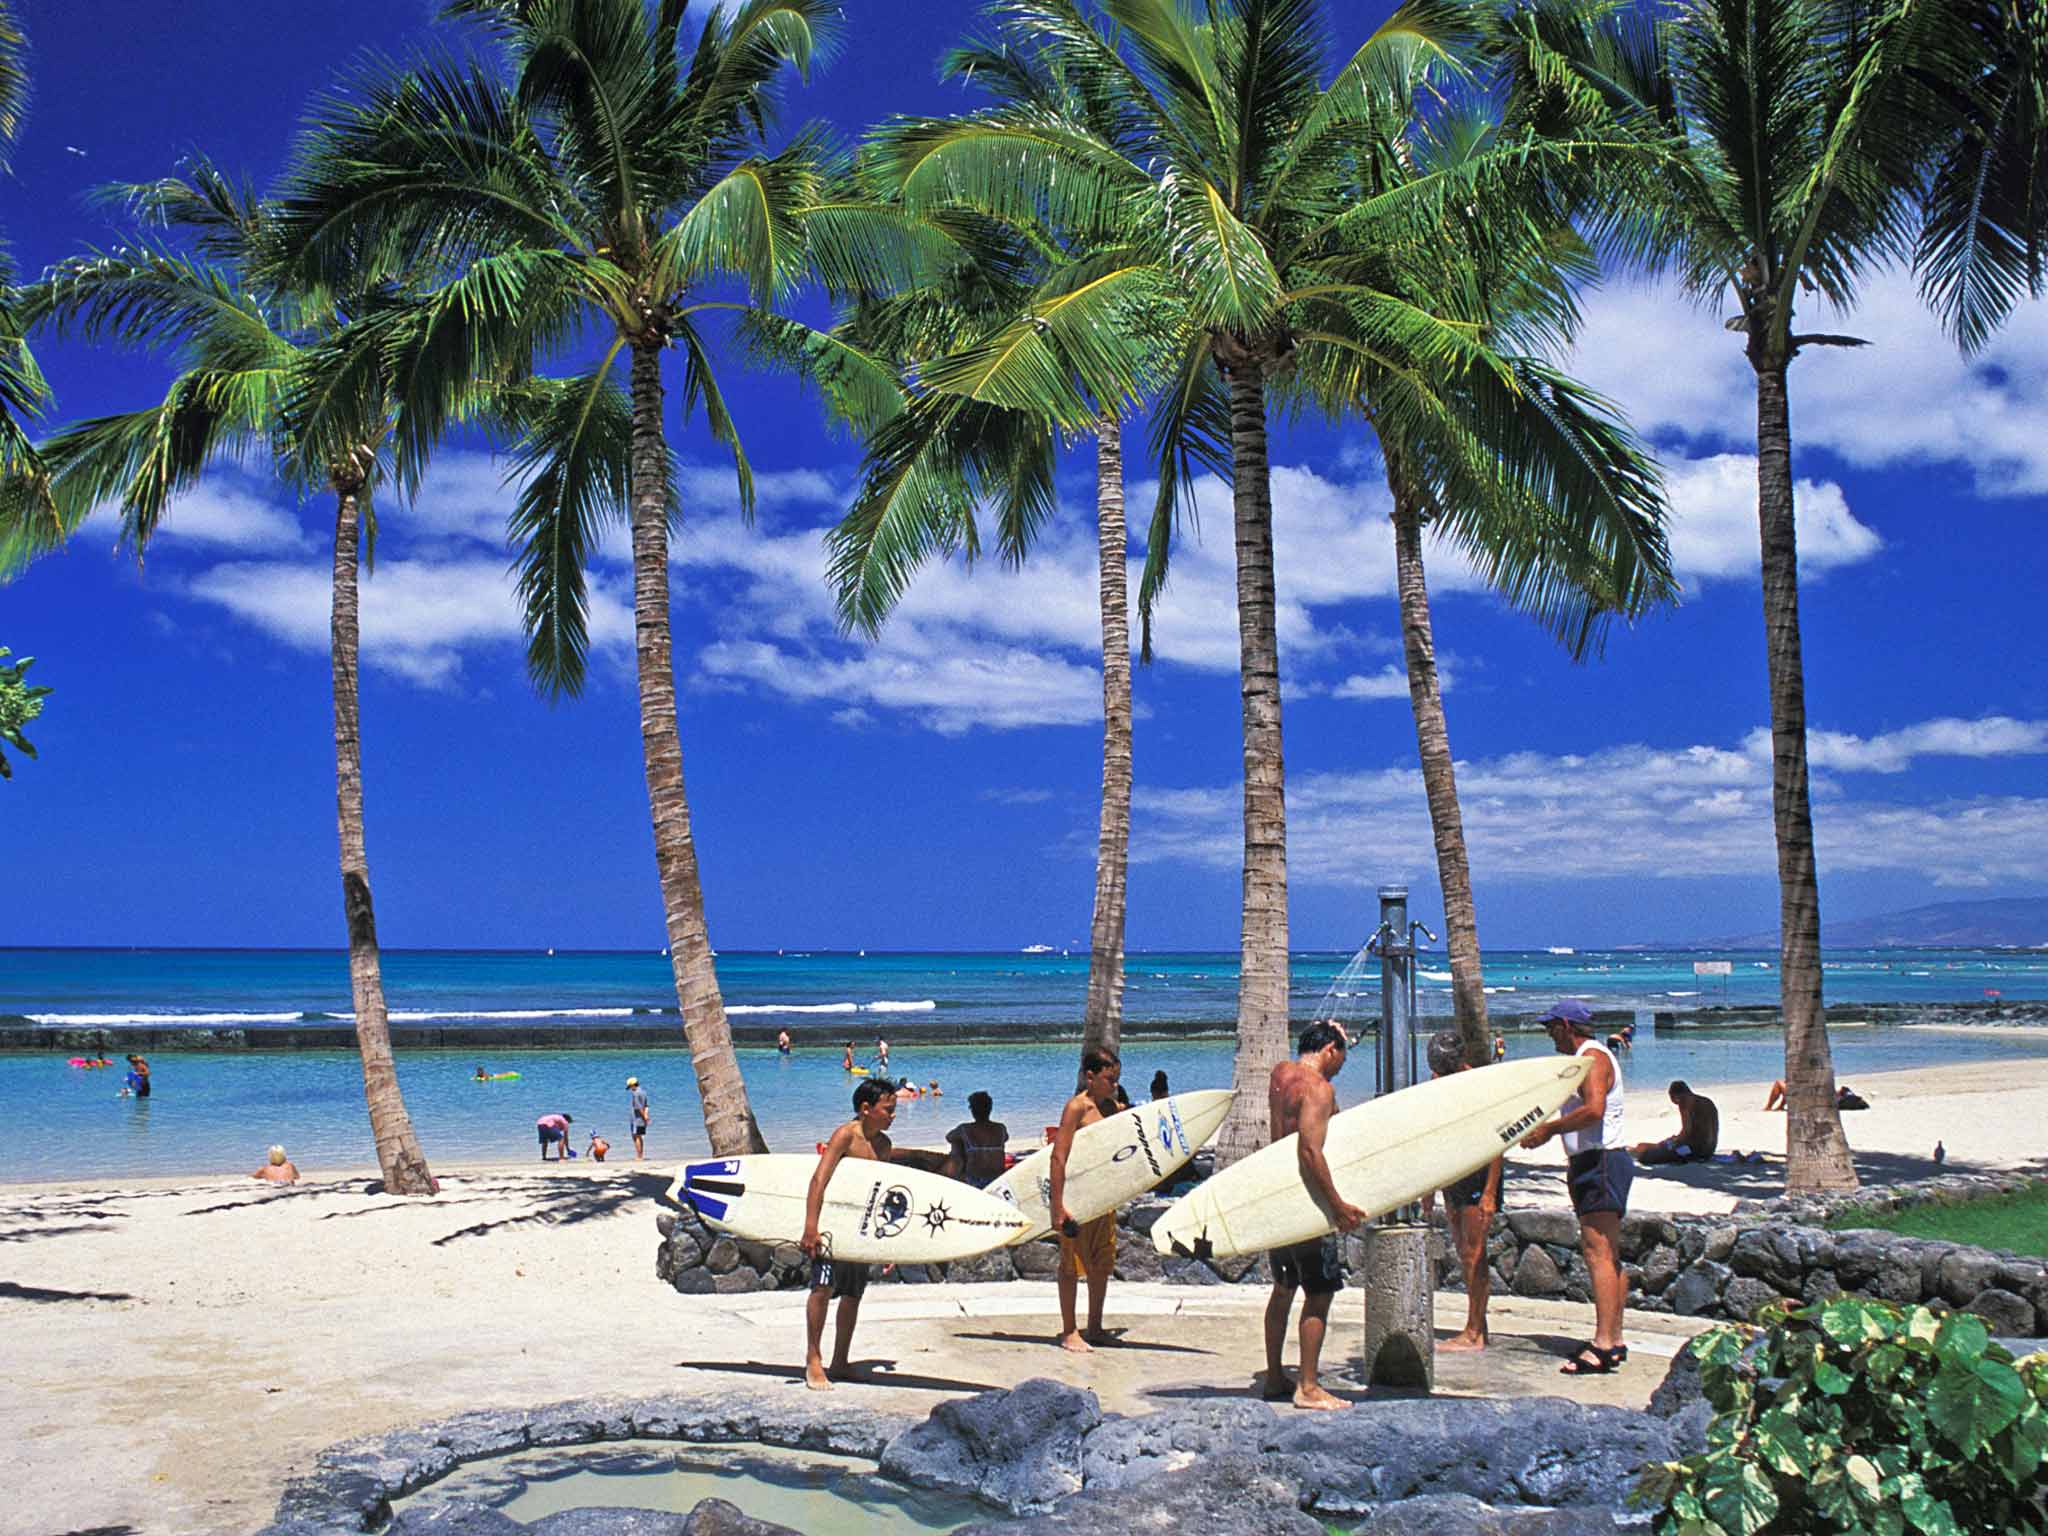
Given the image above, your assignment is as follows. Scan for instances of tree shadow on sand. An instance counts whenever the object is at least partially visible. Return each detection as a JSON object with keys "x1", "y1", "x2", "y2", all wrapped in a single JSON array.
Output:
[
  {"x1": 427, "y1": 1171, "x2": 674, "y2": 1246},
  {"x1": 1627, "y1": 1148, "x2": 2048, "y2": 1203},
  {"x1": 0, "y1": 1223, "x2": 122, "y2": 1243},
  {"x1": 677, "y1": 1358, "x2": 998, "y2": 1393},
  {"x1": 0, "y1": 1279, "x2": 136, "y2": 1303}
]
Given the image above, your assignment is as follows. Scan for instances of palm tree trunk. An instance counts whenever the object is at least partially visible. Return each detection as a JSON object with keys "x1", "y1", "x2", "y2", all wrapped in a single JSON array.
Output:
[
  {"x1": 1753, "y1": 358, "x2": 1857, "y2": 1194},
  {"x1": 628, "y1": 339, "x2": 766, "y2": 1157},
  {"x1": 1214, "y1": 356, "x2": 1290, "y2": 1168},
  {"x1": 330, "y1": 482, "x2": 434, "y2": 1196},
  {"x1": 1081, "y1": 418, "x2": 1131, "y2": 1068},
  {"x1": 1388, "y1": 469, "x2": 1491, "y2": 1067}
]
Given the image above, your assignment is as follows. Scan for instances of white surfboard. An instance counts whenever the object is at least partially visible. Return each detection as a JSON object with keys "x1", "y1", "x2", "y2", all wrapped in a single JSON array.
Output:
[
  {"x1": 1151, "y1": 1055, "x2": 1591, "y2": 1260},
  {"x1": 989, "y1": 1089, "x2": 1234, "y2": 1244},
  {"x1": 670, "y1": 1153, "x2": 1028, "y2": 1264}
]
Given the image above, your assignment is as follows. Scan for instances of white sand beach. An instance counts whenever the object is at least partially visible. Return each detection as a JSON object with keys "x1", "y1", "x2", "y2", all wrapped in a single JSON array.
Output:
[{"x1": 4, "y1": 1053, "x2": 2044, "y2": 1536}]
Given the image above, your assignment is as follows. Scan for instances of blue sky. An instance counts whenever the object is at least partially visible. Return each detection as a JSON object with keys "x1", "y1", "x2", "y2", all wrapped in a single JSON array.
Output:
[{"x1": 3, "y1": 0, "x2": 2045, "y2": 953}]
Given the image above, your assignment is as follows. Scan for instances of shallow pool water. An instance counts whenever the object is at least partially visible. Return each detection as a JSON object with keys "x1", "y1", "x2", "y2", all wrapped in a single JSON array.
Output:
[{"x1": 387, "y1": 1440, "x2": 984, "y2": 1532}]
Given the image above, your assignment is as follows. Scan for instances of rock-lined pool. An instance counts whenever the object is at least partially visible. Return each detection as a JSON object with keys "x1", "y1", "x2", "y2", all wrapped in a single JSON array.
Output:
[{"x1": 387, "y1": 1439, "x2": 986, "y2": 1532}]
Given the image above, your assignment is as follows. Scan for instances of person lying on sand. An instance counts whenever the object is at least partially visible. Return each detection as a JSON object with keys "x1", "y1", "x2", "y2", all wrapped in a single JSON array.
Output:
[{"x1": 800, "y1": 1078, "x2": 897, "y2": 1390}]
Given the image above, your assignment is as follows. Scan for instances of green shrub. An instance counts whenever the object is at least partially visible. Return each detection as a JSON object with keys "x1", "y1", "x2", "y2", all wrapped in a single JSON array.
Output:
[{"x1": 1637, "y1": 1295, "x2": 2048, "y2": 1534}]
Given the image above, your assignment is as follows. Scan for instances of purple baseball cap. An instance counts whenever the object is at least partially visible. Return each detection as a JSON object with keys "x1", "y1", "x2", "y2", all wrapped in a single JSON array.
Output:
[{"x1": 1537, "y1": 999, "x2": 1595, "y2": 1030}]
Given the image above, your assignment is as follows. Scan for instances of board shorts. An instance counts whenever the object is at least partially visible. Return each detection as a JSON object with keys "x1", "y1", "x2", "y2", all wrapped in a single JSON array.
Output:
[
  {"x1": 630, "y1": 1117, "x2": 648, "y2": 1137},
  {"x1": 1443, "y1": 1161, "x2": 1502, "y2": 1209},
  {"x1": 1058, "y1": 1214, "x2": 1117, "y2": 1281},
  {"x1": 808, "y1": 1256, "x2": 870, "y2": 1300},
  {"x1": 1271, "y1": 1234, "x2": 1345, "y2": 1296},
  {"x1": 537, "y1": 1125, "x2": 564, "y2": 1148},
  {"x1": 1566, "y1": 1148, "x2": 1635, "y2": 1218}
]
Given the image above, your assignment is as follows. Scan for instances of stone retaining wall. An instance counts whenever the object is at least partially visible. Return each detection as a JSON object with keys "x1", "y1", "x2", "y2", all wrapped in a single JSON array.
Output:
[{"x1": 656, "y1": 1172, "x2": 2048, "y2": 1335}]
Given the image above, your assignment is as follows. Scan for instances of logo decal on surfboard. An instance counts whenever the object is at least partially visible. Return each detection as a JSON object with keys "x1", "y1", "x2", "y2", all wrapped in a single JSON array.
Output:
[{"x1": 1495, "y1": 1105, "x2": 1545, "y2": 1145}]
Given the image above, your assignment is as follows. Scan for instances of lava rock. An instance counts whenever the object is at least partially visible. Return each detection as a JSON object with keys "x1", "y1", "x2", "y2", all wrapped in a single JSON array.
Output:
[
  {"x1": 1506, "y1": 1210, "x2": 1582, "y2": 1248},
  {"x1": 1011, "y1": 1240, "x2": 1062, "y2": 1281},
  {"x1": 1801, "y1": 1269, "x2": 1844, "y2": 1306},
  {"x1": 1619, "y1": 1215, "x2": 1678, "y2": 1263},
  {"x1": 1938, "y1": 1249, "x2": 2004, "y2": 1307},
  {"x1": 676, "y1": 1497, "x2": 805, "y2": 1535},
  {"x1": 1721, "y1": 1277, "x2": 1783, "y2": 1320},
  {"x1": 1512, "y1": 1246, "x2": 1566, "y2": 1298},
  {"x1": 945, "y1": 1248, "x2": 1019, "y2": 1285},
  {"x1": 703, "y1": 1238, "x2": 741, "y2": 1276},
  {"x1": 1640, "y1": 1245, "x2": 1682, "y2": 1293},
  {"x1": 880, "y1": 1378, "x2": 1101, "y2": 1514},
  {"x1": 1965, "y1": 1287, "x2": 2037, "y2": 1336},
  {"x1": 954, "y1": 1453, "x2": 1319, "y2": 1535},
  {"x1": 385, "y1": 1504, "x2": 526, "y2": 1536},
  {"x1": 1162, "y1": 1256, "x2": 1225, "y2": 1285},
  {"x1": 1111, "y1": 1242, "x2": 1163, "y2": 1282},
  {"x1": 529, "y1": 1508, "x2": 703, "y2": 1535},
  {"x1": 1666, "y1": 1262, "x2": 1728, "y2": 1317},
  {"x1": 1121, "y1": 1200, "x2": 1169, "y2": 1237},
  {"x1": 1352, "y1": 1494, "x2": 1619, "y2": 1534},
  {"x1": 1701, "y1": 1225, "x2": 1738, "y2": 1264}
]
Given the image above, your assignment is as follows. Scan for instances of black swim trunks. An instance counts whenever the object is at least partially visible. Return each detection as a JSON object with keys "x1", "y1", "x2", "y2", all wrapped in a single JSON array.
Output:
[
  {"x1": 1566, "y1": 1148, "x2": 1635, "y2": 1218},
  {"x1": 1271, "y1": 1234, "x2": 1345, "y2": 1296},
  {"x1": 808, "y1": 1256, "x2": 870, "y2": 1300},
  {"x1": 1443, "y1": 1161, "x2": 1502, "y2": 1209}
]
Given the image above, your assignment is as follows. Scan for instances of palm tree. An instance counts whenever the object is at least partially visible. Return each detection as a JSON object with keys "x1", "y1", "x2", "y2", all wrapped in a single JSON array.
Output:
[
  {"x1": 1915, "y1": 4, "x2": 2048, "y2": 352},
  {"x1": 1503, "y1": 0, "x2": 1985, "y2": 1191},
  {"x1": 23, "y1": 165, "x2": 441, "y2": 1193},
  {"x1": 798, "y1": 35, "x2": 1146, "y2": 1072},
  {"x1": 0, "y1": 0, "x2": 56, "y2": 553},
  {"x1": 1309, "y1": 95, "x2": 1674, "y2": 1069},
  {"x1": 274, "y1": 0, "x2": 852, "y2": 1156},
  {"x1": 868, "y1": 0, "x2": 1654, "y2": 1163},
  {"x1": 0, "y1": 644, "x2": 48, "y2": 778}
]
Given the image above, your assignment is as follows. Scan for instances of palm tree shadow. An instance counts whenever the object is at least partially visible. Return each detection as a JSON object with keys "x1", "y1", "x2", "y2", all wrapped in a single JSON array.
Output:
[
  {"x1": 429, "y1": 1172, "x2": 673, "y2": 1246},
  {"x1": 0, "y1": 1279, "x2": 136, "y2": 1303},
  {"x1": 953, "y1": 1329, "x2": 1211, "y2": 1355},
  {"x1": 677, "y1": 1359, "x2": 998, "y2": 1393}
]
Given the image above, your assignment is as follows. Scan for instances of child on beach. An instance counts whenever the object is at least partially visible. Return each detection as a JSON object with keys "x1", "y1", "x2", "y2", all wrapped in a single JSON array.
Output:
[
  {"x1": 1421, "y1": 1028, "x2": 1502, "y2": 1352},
  {"x1": 801, "y1": 1078, "x2": 899, "y2": 1390}
]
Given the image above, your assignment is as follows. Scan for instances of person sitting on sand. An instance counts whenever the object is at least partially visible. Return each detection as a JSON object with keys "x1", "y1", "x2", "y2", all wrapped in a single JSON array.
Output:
[
  {"x1": 536, "y1": 1112, "x2": 573, "y2": 1161},
  {"x1": 1051, "y1": 1050, "x2": 1123, "y2": 1353},
  {"x1": 801, "y1": 1078, "x2": 899, "y2": 1390},
  {"x1": 1421, "y1": 1028, "x2": 1502, "y2": 1352},
  {"x1": 251, "y1": 1145, "x2": 299, "y2": 1184},
  {"x1": 1150, "y1": 1070, "x2": 1169, "y2": 1101},
  {"x1": 1632, "y1": 1081, "x2": 1719, "y2": 1165},
  {"x1": 1263, "y1": 1023, "x2": 1365, "y2": 1410},
  {"x1": 944, "y1": 1091, "x2": 1010, "y2": 1188},
  {"x1": 1764, "y1": 1079, "x2": 1786, "y2": 1111}
]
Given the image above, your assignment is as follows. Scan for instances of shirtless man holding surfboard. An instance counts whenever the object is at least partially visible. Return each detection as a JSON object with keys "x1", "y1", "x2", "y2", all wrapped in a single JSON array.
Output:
[
  {"x1": 1263, "y1": 1022, "x2": 1366, "y2": 1410},
  {"x1": 1050, "y1": 1049, "x2": 1121, "y2": 1352},
  {"x1": 800, "y1": 1079, "x2": 897, "y2": 1390}
]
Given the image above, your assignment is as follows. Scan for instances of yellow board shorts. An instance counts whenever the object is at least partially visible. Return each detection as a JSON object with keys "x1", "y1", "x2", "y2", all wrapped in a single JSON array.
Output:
[{"x1": 1058, "y1": 1213, "x2": 1117, "y2": 1281}]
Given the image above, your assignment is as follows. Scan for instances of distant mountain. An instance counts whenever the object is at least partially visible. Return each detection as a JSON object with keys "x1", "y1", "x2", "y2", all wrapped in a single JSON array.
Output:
[{"x1": 1684, "y1": 897, "x2": 2048, "y2": 951}]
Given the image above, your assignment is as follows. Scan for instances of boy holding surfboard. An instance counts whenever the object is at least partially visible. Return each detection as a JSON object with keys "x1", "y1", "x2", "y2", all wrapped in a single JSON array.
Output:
[
  {"x1": 1051, "y1": 1050, "x2": 1122, "y2": 1352},
  {"x1": 1264, "y1": 1023, "x2": 1366, "y2": 1411},
  {"x1": 800, "y1": 1078, "x2": 897, "y2": 1390}
]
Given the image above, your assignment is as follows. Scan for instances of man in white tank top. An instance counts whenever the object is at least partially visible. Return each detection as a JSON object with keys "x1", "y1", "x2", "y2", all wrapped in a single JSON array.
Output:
[{"x1": 1519, "y1": 1000, "x2": 1632, "y2": 1375}]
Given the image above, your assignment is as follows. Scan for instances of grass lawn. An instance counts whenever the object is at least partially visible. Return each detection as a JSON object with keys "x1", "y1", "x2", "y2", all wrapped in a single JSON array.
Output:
[{"x1": 1828, "y1": 1182, "x2": 2048, "y2": 1258}]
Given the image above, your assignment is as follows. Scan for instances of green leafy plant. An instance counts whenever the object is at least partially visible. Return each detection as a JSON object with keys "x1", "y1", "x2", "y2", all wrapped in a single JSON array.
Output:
[
  {"x1": 0, "y1": 645, "x2": 47, "y2": 778},
  {"x1": 1638, "y1": 1296, "x2": 2048, "y2": 1534}
]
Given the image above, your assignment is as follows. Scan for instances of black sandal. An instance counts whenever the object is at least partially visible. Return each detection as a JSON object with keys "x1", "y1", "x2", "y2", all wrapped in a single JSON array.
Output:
[{"x1": 1559, "y1": 1342, "x2": 1627, "y2": 1376}]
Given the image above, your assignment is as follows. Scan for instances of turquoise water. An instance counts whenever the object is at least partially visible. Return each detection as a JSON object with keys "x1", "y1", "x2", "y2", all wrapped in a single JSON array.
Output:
[
  {"x1": 13, "y1": 1025, "x2": 2048, "y2": 1183},
  {"x1": 6, "y1": 945, "x2": 2046, "y2": 1180},
  {"x1": 5, "y1": 945, "x2": 2044, "y2": 1032}
]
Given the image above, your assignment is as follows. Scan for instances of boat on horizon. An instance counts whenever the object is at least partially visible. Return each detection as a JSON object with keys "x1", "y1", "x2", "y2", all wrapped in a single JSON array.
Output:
[
  {"x1": 1021, "y1": 944, "x2": 1055, "y2": 954},
  {"x1": 1546, "y1": 946, "x2": 1574, "y2": 955}
]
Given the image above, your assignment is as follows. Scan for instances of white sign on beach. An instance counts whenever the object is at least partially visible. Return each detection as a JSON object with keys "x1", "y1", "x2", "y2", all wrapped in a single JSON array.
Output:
[{"x1": 1694, "y1": 960, "x2": 1734, "y2": 976}]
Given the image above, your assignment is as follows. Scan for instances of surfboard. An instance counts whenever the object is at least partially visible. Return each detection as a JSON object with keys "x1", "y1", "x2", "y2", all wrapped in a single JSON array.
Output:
[
  {"x1": 669, "y1": 1153, "x2": 1029, "y2": 1264},
  {"x1": 989, "y1": 1089, "x2": 1234, "y2": 1244},
  {"x1": 1150, "y1": 1055, "x2": 1591, "y2": 1260}
]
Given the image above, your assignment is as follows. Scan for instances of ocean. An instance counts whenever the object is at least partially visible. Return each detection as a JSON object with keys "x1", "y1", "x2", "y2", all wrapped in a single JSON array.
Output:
[{"x1": 4, "y1": 946, "x2": 2045, "y2": 1181}]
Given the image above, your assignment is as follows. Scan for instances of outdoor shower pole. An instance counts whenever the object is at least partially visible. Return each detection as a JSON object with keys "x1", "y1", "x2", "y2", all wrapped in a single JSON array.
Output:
[{"x1": 1363, "y1": 883, "x2": 1434, "y2": 1389}]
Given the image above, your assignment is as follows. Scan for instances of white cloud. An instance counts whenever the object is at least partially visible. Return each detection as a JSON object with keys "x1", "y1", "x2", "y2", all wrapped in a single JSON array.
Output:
[
  {"x1": 1332, "y1": 664, "x2": 1422, "y2": 701},
  {"x1": 1663, "y1": 454, "x2": 1882, "y2": 583},
  {"x1": 1573, "y1": 271, "x2": 2048, "y2": 495},
  {"x1": 80, "y1": 468, "x2": 313, "y2": 555},
  {"x1": 187, "y1": 558, "x2": 632, "y2": 688},
  {"x1": 1746, "y1": 716, "x2": 2048, "y2": 775},
  {"x1": 1135, "y1": 716, "x2": 2048, "y2": 890}
]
